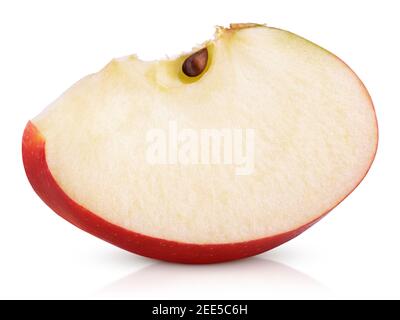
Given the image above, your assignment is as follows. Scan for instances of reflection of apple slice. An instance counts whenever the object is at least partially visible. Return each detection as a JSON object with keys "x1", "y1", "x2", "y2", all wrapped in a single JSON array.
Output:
[
  {"x1": 22, "y1": 24, "x2": 378, "y2": 264},
  {"x1": 99, "y1": 258, "x2": 325, "y2": 299}
]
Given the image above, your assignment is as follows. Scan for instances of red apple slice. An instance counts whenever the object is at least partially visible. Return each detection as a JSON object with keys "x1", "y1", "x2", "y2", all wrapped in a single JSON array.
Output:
[{"x1": 22, "y1": 24, "x2": 378, "y2": 263}]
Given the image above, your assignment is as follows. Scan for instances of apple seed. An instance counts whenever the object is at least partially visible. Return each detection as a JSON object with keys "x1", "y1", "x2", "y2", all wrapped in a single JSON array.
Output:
[{"x1": 182, "y1": 48, "x2": 208, "y2": 77}]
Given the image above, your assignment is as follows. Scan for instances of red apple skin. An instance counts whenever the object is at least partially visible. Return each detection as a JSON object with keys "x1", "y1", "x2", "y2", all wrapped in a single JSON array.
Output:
[{"x1": 22, "y1": 120, "x2": 377, "y2": 264}]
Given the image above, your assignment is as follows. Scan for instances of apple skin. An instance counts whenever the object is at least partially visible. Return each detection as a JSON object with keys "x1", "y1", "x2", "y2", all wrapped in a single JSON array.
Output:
[{"x1": 22, "y1": 120, "x2": 377, "y2": 264}]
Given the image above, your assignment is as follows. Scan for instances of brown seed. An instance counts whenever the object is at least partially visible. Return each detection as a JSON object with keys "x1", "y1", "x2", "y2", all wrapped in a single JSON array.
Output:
[{"x1": 182, "y1": 48, "x2": 208, "y2": 77}]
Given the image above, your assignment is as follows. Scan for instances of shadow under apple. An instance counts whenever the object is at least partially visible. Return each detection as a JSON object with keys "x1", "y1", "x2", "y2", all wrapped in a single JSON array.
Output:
[{"x1": 96, "y1": 257, "x2": 328, "y2": 299}]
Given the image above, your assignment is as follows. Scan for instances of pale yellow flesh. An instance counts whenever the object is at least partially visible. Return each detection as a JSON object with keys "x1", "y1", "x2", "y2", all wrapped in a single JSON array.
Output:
[{"x1": 33, "y1": 26, "x2": 377, "y2": 244}]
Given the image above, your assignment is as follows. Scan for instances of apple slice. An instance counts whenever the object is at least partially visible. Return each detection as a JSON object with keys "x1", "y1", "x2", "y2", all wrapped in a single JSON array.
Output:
[{"x1": 22, "y1": 24, "x2": 378, "y2": 264}]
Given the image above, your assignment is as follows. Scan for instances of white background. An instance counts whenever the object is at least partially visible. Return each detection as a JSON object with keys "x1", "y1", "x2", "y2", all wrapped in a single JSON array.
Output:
[{"x1": 0, "y1": 0, "x2": 399, "y2": 299}]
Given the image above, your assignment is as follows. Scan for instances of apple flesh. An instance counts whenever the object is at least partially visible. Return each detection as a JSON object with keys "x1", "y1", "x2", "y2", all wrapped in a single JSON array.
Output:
[{"x1": 22, "y1": 24, "x2": 378, "y2": 263}]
